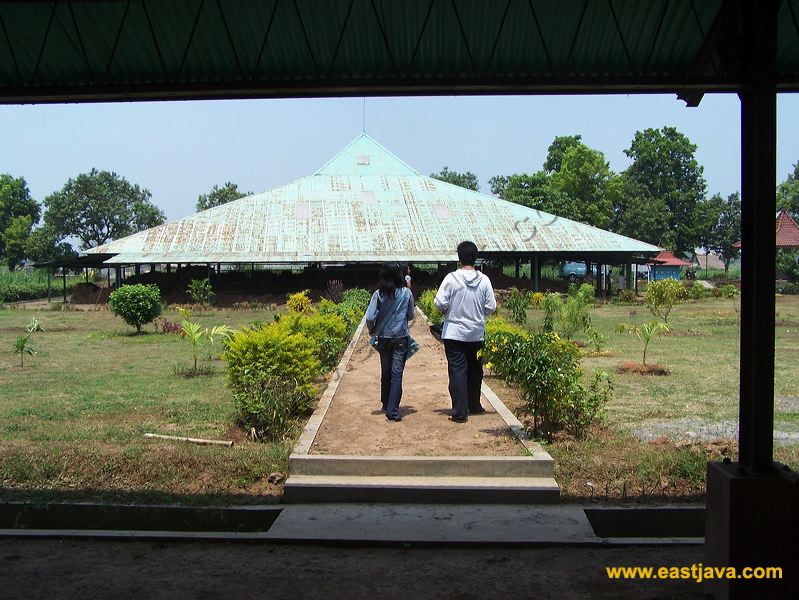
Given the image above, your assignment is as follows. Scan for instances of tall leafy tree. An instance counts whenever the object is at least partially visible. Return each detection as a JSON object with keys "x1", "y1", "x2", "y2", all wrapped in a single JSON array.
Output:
[
  {"x1": 709, "y1": 192, "x2": 741, "y2": 277},
  {"x1": 0, "y1": 174, "x2": 41, "y2": 268},
  {"x1": 623, "y1": 127, "x2": 707, "y2": 255},
  {"x1": 695, "y1": 193, "x2": 725, "y2": 274},
  {"x1": 613, "y1": 175, "x2": 673, "y2": 248},
  {"x1": 42, "y1": 169, "x2": 165, "y2": 250},
  {"x1": 776, "y1": 162, "x2": 799, "y2": 218},
  {"x1": 196, "y1": 181, "x2": 251, "y2": 211},
  {"x1": 549, "y1": 144, "x2": 617, "y2": 229},
  {"x1": 489, "y1": 172, "x2": 575, "y2": 220},
  {"x1": 544, "y1": 135, "x2": 583, "y2": 173},
  {"x1": 430, "y1": 167, "x2": 479, "y2": 191},
  {"x1": 26, "y1": 224, "x2": 77, "y2": 264}
]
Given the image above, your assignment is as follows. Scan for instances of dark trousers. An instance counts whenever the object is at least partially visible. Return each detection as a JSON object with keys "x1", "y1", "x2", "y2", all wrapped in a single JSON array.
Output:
[
  {"x1": 443, "y1": 339, "x2": 484, "y2": 420},
  {"x1": 378, "y1": 336, "x2": 408, "y2": 419}
]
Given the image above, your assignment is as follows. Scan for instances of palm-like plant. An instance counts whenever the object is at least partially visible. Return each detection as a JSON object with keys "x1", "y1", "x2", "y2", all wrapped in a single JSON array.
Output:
[
  {"x1": 13, "y1": 335, "x2": 35, "y2": 368},
  {"x1": 617, "y1": 320, "x2": 669, "y2": 365},
  {"x1": 177, "y1": 307, "x2": 234, "y2": 374}
]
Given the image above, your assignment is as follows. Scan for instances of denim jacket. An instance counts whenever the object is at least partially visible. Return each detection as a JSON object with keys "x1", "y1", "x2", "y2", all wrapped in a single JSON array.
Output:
[{"x1": 365, "y1": 287, "x2": 415, "y2": 338}]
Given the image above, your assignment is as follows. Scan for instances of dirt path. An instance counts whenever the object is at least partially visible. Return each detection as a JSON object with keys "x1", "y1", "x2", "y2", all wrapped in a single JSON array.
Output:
[{"x1": 310, "y1": 313, "x2": 522, "y2": 456}]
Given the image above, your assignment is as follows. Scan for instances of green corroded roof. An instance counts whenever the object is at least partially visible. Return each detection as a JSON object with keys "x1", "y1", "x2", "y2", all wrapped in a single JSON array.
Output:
[{"x1": 87, "y1": 133, "x2": 660, "y2": 264}]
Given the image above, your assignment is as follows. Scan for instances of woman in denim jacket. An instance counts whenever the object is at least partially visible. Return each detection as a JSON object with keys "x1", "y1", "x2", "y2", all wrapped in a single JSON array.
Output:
[{"x1": 365, "y1": 262, "x2": 415, "y2": 422}]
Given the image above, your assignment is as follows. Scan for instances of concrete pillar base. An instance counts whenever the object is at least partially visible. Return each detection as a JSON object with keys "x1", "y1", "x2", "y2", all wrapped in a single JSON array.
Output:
[{"x1": 704, "y1": 461, "x2": 798, "y2": 599}]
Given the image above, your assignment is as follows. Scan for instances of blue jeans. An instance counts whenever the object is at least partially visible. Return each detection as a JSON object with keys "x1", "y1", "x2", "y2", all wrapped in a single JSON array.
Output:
[
  {"x1": 377, "y1": 336, "x2": 409, "y2": 419},
  {"x1": 443, "y1": 339, "x2": 484, "y2": 420}
]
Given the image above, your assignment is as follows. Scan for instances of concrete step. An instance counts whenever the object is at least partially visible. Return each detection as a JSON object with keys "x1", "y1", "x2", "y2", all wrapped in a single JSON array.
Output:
[
  {"x1": 289, "y1": 453, "x2": 554, "y2": 478},
  {"x1": 282, "y1": 475, "x2": 560, "y2": 504}
]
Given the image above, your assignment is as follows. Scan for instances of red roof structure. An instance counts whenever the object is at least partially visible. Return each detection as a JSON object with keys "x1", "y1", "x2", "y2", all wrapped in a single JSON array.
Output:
[
  {"x1": 733, "y1": 210, "x2": 799, "y2": 249},
  {"x1": 648, "y1": 250, "x2": 693, "y2": 266}
]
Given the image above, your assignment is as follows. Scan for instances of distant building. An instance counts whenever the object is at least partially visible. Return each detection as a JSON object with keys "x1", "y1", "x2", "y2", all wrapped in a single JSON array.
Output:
[{"x1": 647, "y1": 250, "x2": 692, "y2": 281}]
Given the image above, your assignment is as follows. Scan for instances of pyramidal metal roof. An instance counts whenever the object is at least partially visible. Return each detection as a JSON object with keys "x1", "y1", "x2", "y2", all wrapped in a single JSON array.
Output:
[{"x1": 87, "y1": 133, "x2": 660, "y2": 264}]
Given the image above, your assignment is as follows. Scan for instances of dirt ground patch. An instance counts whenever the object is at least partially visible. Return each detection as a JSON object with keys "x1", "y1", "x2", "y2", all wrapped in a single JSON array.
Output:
[{"x1": 310, "y1": 315, "x2": 522, "y2": 456}]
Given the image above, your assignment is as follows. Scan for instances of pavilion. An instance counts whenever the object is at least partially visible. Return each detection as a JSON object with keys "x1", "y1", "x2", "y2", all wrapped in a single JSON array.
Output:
[{"x1": 84, "y1": 133, "x2": 660, "y2": 291}]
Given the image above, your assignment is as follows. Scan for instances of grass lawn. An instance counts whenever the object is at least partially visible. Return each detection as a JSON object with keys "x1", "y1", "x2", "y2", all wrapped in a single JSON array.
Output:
[
  {"x1": 2, "y1": 294, "x2": 797, "y2": 505},
  {"x1": 488, "y1": 293, "x2": 799, "y2": 501},
  {"x1": 0, "y1": 305, "x2": 291, "y2": 505}
]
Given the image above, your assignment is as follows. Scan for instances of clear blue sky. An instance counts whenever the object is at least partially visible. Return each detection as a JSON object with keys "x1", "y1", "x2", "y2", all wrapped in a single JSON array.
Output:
[{"x1": 2, "y1": 93, "x2": 799, "y2": 221}]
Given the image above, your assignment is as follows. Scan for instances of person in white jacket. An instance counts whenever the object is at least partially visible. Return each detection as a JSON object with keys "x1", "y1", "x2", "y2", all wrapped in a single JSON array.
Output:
[{"x1": 434, "y1": 241, "x2": 497, "y2": 423}]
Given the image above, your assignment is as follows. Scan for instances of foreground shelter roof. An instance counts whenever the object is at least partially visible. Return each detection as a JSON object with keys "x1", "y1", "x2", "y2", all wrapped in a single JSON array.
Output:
[
  {"x1": 86, "y1": 134, "x2": 659, "y2": 265},
  {"x1": 1, "y1": 0, "x2": 798, "y2": 104}
]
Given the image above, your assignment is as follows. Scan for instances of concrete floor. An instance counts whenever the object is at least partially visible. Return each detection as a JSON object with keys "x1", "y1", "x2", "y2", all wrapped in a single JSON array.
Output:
[{"x1": 0, "y1": 538, "x2": 705, "y2": 599}]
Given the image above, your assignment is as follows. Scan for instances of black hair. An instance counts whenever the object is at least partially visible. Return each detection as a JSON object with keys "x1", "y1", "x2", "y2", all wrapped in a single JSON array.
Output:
[
  {"x1": 457, "y1": 241, "x2": 478, "y2": 266},
  {"x1": 378, "y1": 262, "x2": 404, "y2": 298}
]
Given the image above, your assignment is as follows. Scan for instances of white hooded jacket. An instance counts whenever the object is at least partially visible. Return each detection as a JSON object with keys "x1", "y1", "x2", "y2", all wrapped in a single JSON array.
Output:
[{"x1": 433, "y1": 269, "x2": 497, "y2": 342}]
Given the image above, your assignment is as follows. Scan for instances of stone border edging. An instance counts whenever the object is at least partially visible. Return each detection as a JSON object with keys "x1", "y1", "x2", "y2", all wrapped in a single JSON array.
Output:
[{"x1": 292, "y1": 314, "x2": 368, "y2": 455}]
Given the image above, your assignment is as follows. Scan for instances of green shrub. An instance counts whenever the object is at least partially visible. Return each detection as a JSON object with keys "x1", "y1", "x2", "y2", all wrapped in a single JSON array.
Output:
[
  {"x1": 341, "y1": 288, "x2": 371, "y2": 312},
  {"x1": 505, "y1": 287, "x2": 532, "y2": 326},
  {"x1": 418, "y1": 288, "x2": 444, "y2": 326},
  {"x1": 232, "y1": 375, "x2": 312, "y2": 441},
  {"x1": 530, "y1": 291, "x2": 545, "y2": 308},
  {"x1": 186, "y1": 278, "x2": 214, "y2": 305},
  {"x1": 318, "y1": 298, "x2": 362, "y2": 335},
  {"x1": 645, "y1": 278, "x2": 685, "y2": 323},
  {"x1": 685, "y1": 282, "x2": 707, "y2": 301},
  {"x1": 617, "y1": 289, "x2": 637, "y2": 304},
  {"x1": 224, "y1": 325, "x2": 320, "y2": 398},
  {"x1": 108, "y1": 284, "x2": 162, "y2": 333},
  {"x1": 274, "y1": 312, "x2": 349, "y2": 371},
  {"x1": 286, "y1": 290, "x2": 313, "y2": 314},
  {"x1": 482, "y1": 317, "x2": 529, "y2": 373},
  {"x1": 542, "y1": 285, "x2": 593, "y2": 339},
  {"x1": 485, "y1": 328, "x2": 611, "y2": 440}
]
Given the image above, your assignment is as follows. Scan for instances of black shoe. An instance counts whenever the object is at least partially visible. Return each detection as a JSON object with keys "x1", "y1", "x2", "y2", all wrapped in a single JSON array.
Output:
[
  {"x1": 386, "y1": 415, "x2": 403, "y2": 422},
  {"x1": 469, "y1": 407, "x2": 486, "y2": 415},
  {"x1": 450, "y1": 416, "x2": 468, "y2": 423}
]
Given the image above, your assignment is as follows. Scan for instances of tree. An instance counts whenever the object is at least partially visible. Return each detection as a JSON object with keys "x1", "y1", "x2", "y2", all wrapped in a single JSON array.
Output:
[
  {"x1": 695, "y1": 194, "x2": 725, "y2": 276},
  {"x1": 709, "y1": 192, "x2": 741, "y2": 277},
  {"x1": 0, "y1": 174, "x2": 41, "y2": 268},
  {"x1": 612, "y1": 175, "x2": 673, "y2": 248},
  {"x1": 196, "y1": 181, "x2": 251, "y2": 211},
  {"x1": 489, "y1": 172, "x2": 576, "y2": 223},
  {"x1": 429, "y1": 167, "x2": 479, "y2": 191},
  {"x1": 42, "y1": 169, "x2": 165, "y2": 250},
  {"x1": 776, "y1": 249, "x2": 799, "y2": 282},
  {"x1": 777, "y1": 162, "x2": 799, "y2": 218},
  {"x1": 2, "y1": 215, "x2": 33, "y2": 270},
  {"x1": 544, "y1": 135, "x2": 583, "y2": 173},
  {"x1": 25, "y1": 224, "x2": 77, "y2": 264},
  {"x1": 623, "y1": 127, "x2": 707, "y2": 255},
  {"x1": 549, "y1": 144, "x2": 617, "y2": 228}
]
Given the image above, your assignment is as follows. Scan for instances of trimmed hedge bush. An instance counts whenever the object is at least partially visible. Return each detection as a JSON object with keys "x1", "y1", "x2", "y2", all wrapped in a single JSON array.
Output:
[
  {"x1": 418, "y1": 288, "x2": 444, "y2": 326},
  {"x1": 108, "y1": 284, "x2": 162, "y2": 333}
]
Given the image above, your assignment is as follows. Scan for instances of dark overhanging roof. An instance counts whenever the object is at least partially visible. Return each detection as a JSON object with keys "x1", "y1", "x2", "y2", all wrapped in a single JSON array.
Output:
[{"x1": 1, "y1": 0, "x2": 798, "y2": 105}]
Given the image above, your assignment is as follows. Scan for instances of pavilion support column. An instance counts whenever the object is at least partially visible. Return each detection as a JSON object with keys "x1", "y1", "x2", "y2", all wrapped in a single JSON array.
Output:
[
  {"x1": 134, "y1": 264, "x2": 141, "y2": 277},
  {"x1": 705, "y1": 2, "x2": 798, "y2": 599},
  {"x1": 514, "y1": 258, "x2": 520, "y2": 280},
  {"x1": 115, "y1": 266, "x2": 121, "y2": 289}
]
